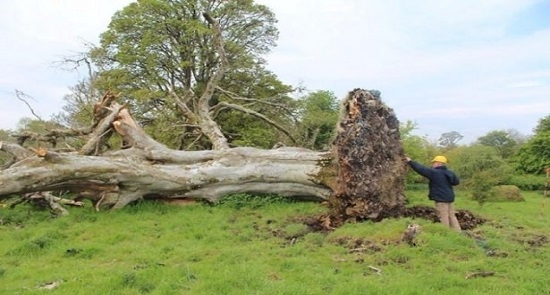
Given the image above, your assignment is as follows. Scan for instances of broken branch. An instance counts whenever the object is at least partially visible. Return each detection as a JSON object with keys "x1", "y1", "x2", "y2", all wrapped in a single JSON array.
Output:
[{"x1": 215, "y1": 101, "x2": 297, "y2": 143}]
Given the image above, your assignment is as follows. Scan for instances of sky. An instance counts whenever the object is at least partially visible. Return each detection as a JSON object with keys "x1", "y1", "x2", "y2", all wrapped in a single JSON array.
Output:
[{"x1": 1, "y1": 0, "x2": 549, "y2": 144}]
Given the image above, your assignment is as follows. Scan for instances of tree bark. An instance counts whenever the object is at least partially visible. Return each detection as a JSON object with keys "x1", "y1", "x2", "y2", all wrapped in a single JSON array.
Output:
[
  {"x1": 0, "y1": 89, "x2": 407, "y2": 224},
  {"x1": 0, "y1": 144, "x2": 332, "y2": 209}
]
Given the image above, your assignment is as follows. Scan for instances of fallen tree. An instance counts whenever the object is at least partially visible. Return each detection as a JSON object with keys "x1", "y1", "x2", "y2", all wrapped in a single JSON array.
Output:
[
  {"x1": 0, "y1": 11, "x2": 408, "y2": 227},
  {"x1": 0, "y1": 11, "x2": 487, "y2": 230},
  {"x1": 0, "y1": 89, "x2": 406, "y2": 224},
  {"x1": 0, "y1": 88, "x2": 488, "y2": 230}
]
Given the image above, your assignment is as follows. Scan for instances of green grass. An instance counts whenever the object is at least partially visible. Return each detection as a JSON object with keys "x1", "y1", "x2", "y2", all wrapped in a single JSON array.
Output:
[{"x1": 1, "y1": 191, "x2": 550, "y2": 294}]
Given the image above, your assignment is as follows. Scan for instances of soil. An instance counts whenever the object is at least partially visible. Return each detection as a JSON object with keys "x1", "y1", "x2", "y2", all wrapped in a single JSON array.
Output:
[
  {"x1": 403, "y1": 205, "x2": 487, "y2": 230},
  {"x1": 303, "y1": 205, "x2": 487, "y2": 232}
]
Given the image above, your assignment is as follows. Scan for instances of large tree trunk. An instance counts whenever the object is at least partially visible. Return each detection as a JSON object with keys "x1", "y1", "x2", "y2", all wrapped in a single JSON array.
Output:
[
  {"x1": 0, "y1": 89, "x2": 407, "y2": 223},
  {"x1": 0, "y1": 145, "x2": 332, "y2": 209}
]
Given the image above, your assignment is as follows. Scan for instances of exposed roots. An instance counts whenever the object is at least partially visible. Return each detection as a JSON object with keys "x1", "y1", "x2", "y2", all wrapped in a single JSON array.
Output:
[{"x1": 303, "y1": 205, "x2": 486, "y2": 233}]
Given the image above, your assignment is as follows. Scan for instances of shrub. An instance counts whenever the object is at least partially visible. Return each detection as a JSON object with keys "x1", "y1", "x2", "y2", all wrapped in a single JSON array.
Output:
[
  {"x1": 468, "y1": 170, "x2": 499, "y2": 206},
  {"x1": 507, "y1": 174, "x2": 547, "y2": 191},
  {"x1": 447, "y1": 145, "x2": 513, "y2": 185},
  {"x1": 488, "y1": 185, "x2": 525, "y2": 202}
]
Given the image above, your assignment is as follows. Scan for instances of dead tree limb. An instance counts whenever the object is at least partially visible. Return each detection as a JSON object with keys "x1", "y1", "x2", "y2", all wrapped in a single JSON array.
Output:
[
  {"x1": 80, "y1": 92, "x2": 124, "y2": 155},
  {"x1": 214, "y1": 101, "x2": 297, "y2": 143},
  {"x1": 15, "y1": 90, "x2": 43, "y2": 121},
  {"x1": 0, "y1": 141, "x2": 33, "y2": 161},
  {"x1": 11, "y1": 127, "x2": 92, "y2": 148}
]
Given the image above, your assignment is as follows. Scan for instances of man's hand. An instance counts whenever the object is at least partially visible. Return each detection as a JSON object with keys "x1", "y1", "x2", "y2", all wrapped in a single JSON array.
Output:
[{"x1": 405, "y1": 157, "x2": 411, "y2": 163}]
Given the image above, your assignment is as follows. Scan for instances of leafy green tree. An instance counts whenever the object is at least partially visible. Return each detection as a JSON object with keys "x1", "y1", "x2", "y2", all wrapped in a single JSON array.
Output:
[
  {"x1": 211, "y1": 67, "x2": 296, "y2": 149},
  {"x1": 476, "y1": 130, "x2": 519, "y2": 159},
  {"x1": 515, "y1": 115, "x2": 550, "y2": 174},
  {"x1": 88, "y1": 0, "x2": 292, "y2": 150},
  {"x1": 506, "y1": 128, "x2": 528, "y2": 146},
  {"x1": 401, "y1": 121, "x2": 424, "y2": 155},
  {"x1": 534, "y1": 115, "x2": 550, "y2": 134},
  {"x1": 446, "y1": 145, "x2": 512, "y2": 187},
  {"x1": 438, "y1": 131, "x2": 463, "y2": 149},
  {"x1": 469, "y1": 170, "x2": 499, "y2": 206},
  {"x1": 400, "y1": 120, "x2": 439, "y2": 185},
  {"x1": 400, "y1": 120, "x2": 437, "y2": 160},
  {"x1": 294, "y1": 90, "x2": 339, "y2": 150}
]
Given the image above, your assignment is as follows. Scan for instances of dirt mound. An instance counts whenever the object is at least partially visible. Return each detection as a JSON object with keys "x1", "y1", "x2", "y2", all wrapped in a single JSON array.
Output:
[
  {"x1": 404, "y1": 205, "x2": 486, "y2": 230},
  {"x1": 303, "y1": 205, "x2": 486, "y2": 232}
]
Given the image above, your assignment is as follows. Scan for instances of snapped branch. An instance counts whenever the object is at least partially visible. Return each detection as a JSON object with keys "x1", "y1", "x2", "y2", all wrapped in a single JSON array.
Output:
[
  {"x1": 215, "y1": 101, "x2": 297, "y2": 143},
  {"x1": 0, "y1": 141, "x2": 32, "y2": 162}
]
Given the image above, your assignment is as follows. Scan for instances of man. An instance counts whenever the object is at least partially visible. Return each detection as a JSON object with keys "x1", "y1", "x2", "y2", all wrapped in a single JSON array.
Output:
[{"x1": 406, "y1": 156, "x2": 461, "y2": 231}]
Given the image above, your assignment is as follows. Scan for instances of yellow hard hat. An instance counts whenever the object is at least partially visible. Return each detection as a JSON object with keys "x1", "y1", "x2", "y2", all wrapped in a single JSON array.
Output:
[{"x1": 431, "y1": 155, "x2": 447, "y2": 164}]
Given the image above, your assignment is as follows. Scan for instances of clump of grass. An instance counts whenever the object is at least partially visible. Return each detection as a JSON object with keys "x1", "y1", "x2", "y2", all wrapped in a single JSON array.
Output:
[
  {"x1": 7, "y1": 235, "x2": 55, "y2": 257},
  {"x1": 114, "y1": 269, "x2": 160, "y2": 293},
  {"x1": 63, "y1": 247, "x2": 102, "y2": 259},
  {"x1": 214, "y1": 193, "x2": 290, "y2": 209},
  {"x1": 120, "y1": 272, "x2": 137, "y2": 287},
  {"x1": 282, "y1": 223, "x2": 310, "y2": 238}
]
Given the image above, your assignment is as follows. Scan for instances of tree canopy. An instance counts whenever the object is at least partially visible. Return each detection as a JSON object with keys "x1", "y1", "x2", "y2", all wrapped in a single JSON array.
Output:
[
  {"x1": 89, "y1": 0, "x2": 294, "y2": 150},
  {"x1": 446, "y1": 145, "x2": 511, "y2": 185},
  {"x1": 515, "y1": 114, "x2": 550, "y2": 174},
  {"x1": 438, "y1": 131, "x2": 463, "y2": 149},
  {"x1": 295, "y1": 90, "x2": 339, "y2": 150},
  {"x1": 476, "y1": 130, "x2": 518, "y2": 159}
]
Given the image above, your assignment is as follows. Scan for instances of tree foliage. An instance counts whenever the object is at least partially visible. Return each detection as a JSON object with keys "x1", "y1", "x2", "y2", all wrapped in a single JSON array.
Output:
[
  {"x1": 469, "y1": 170, "x2": 499, "y2": 206},
  {"x1": 88, "y1": 0, "x2": 294, "y2": 150},
  {"x1": 534, "y1": 115, "x2": 550, "y2": 134},
  {"x1": 438, "y1": 131, "x2": 463, "y2": 149},
  {"x1": 55, "y1": 80, "x2": 99, "y2": 129},
  {"x1": 446, "y1": 145, "x2": 512, "y2": 187},
  {"x1": 514, "y1": 115, "x2": 550, "y2": 174},
  {"x1": 295, "y1": 90, "x2": 339, "y2": 150},
  {"x1": 400, "y1": 120, "x2": 433, "y2": 160},
  {"x1": 400, "y1": 120, "x2": 438, "y2": 185},
  {"x1": 476, "y1": 130, "x2": 519, "y2": 159}
]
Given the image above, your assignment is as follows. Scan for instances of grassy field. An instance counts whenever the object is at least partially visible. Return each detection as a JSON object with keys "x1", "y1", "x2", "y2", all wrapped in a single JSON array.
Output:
[{"x1": 1, "y1": 190, "x2": 550, "y2": 295}]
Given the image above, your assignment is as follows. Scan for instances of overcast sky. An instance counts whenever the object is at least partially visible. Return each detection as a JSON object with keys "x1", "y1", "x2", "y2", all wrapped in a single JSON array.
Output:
[{"x1": 1, "y1": 0, "x2": 549, "y2": 143}]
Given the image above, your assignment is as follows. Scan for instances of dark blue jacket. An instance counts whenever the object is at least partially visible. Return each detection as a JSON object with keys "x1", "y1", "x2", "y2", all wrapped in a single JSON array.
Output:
[{"x1": 408, "y1": 161, "x2": 460, "y2": 203}]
